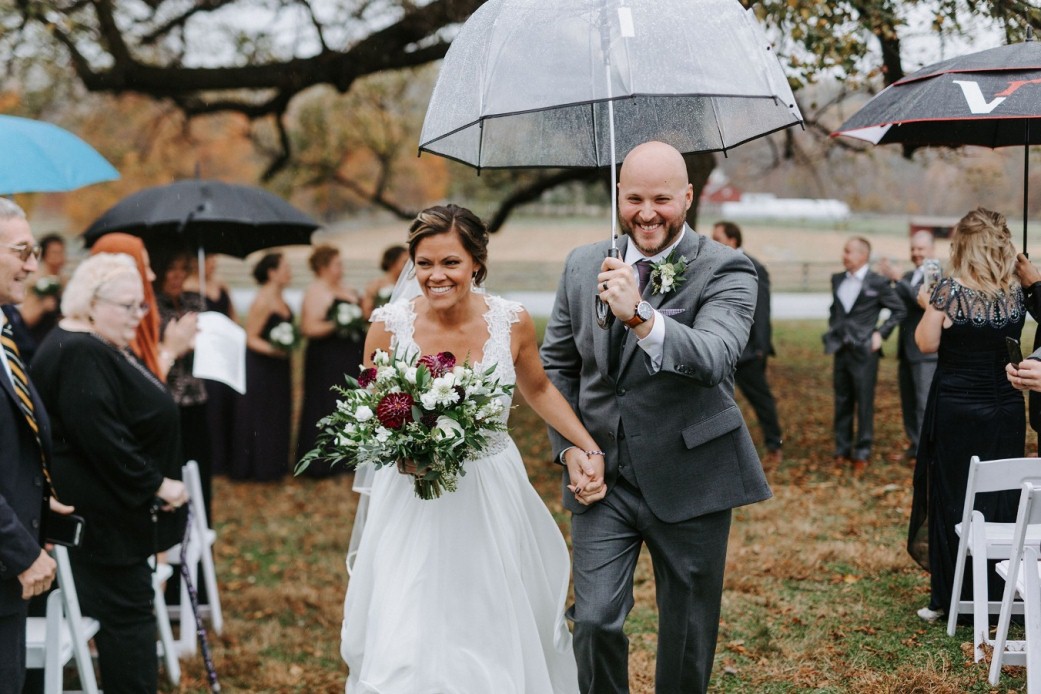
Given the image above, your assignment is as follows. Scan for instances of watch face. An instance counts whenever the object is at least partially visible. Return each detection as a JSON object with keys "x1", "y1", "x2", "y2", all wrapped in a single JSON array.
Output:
[{"x1": 636, "y1": 301, "x2": 653, "y2": 321}]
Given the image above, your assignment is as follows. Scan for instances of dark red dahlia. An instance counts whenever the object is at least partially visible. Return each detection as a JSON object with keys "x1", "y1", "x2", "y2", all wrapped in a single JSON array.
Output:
[
  {"x1": 376, "y1": 392, "x2": 414, "y2": 429},
  {"x1": 454, "y1": 385, "x2": 466, "y2": 403},
  {"x1": 437, "y1": 351, "x2": 456, "y2": 370},
  {"x1": 357, "y1": 367, "x2": 377, "y2": 388},
  {"x1": 418, "y1": 353, "x2": 447, "y2": 378}
]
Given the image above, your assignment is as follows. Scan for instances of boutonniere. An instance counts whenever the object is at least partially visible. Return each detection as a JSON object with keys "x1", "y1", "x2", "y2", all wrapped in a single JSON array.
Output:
[{"x1": 650, "y1": 251, "x2": 688, "y2": 295}]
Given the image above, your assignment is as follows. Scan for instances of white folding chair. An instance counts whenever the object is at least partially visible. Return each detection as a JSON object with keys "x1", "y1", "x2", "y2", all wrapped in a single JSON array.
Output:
[
  {"x1": 166, "y1": 460, "x2": 223, "y2": 656},
  {"x1": 25, "y1": 546, "x2": 100, "y2": 694},
  {"x1": 151, "y1": 559, "x2": 180, "y2": 685},
  {"x1": 947, "y1": 456, "x2": 1041, "y2": 661},
  {"x1": 989, "y1": 481, "x2": 1041, "y2": 689}
]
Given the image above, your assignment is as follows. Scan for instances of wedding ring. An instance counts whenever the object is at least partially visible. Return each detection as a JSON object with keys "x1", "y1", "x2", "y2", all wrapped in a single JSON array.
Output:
[{"x1": 602, "y1": 281, "x2": 608, "y2": 292}]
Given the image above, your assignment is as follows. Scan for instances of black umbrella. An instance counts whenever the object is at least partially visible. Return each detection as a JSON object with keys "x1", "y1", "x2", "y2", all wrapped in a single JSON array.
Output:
[
  {"x1": 83, "y1": 179, "x2": 319, "y2": 258},
  {"x1": 833, "y1": 32, "x2": 1041, "y2": 250}
]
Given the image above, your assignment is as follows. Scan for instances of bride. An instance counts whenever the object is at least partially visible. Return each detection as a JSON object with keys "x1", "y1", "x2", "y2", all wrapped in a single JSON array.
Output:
[{"x1": 341, "y1": 204, "x2": 605, "y2": 693}]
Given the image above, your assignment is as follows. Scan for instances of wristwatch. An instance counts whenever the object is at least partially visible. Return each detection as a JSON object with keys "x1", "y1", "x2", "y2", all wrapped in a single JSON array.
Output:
[{"x1": 623, "y1": 301, "x2": 653, "y2": 328}]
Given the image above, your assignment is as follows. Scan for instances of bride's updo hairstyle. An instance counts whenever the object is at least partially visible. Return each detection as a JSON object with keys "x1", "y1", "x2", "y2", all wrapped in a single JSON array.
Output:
[
  {"x1": 949, "y1": 206, "x2": 1016, "y2": 299},
  {"x1": 407, "y1": 204, "x2": 490, "y2": 286}
]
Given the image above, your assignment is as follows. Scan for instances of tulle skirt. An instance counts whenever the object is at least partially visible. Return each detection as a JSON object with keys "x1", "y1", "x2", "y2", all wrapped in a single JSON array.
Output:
[{"x1": 341, "y1": 439, "x2": 579, "y2": 694}]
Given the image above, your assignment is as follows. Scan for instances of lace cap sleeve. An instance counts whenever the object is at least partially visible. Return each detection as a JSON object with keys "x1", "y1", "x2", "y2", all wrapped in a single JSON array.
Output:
[
  {"x1": 930, "y1": 277, "x2": 1024, "y2": 328},
  {"x1": 369, "y1": 301, "x2": 416, "y2": 354},
  {"x1": 929, "y1": 277, "x2": 954, "y2": 311}
]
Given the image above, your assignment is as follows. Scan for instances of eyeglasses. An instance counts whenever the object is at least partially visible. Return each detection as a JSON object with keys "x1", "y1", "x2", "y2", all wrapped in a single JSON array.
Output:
[
  {"x1": 4, "y1": 243, "x2": 43, "y2": 263},
  {"x1": 94, "y1": 297, "x2": 150, "y2": 316}
]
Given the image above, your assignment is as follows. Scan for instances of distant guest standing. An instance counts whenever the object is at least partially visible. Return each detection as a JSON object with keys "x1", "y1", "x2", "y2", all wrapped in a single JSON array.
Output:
[
  {"x1": 823, "y1": 236, "x2": 905, "y2": 475},
  {"x1": 712, "y1": 221, "x2": 783, "y2": 464},
  {"x1": 877, "y1": 231, "x2": 939, "y2": 462}
]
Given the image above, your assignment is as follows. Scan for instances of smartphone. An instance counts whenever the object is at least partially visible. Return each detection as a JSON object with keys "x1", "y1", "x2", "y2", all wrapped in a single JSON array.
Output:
[
  {"x1": 44, "y1": 513, "x2": 84, "y2": 548},
  {"x1": 922, "y1": 258, "x2": 942, "y2": 292},
  {"x1": 1007, "y1": 336, "x2": 1024, "y2": 365}
]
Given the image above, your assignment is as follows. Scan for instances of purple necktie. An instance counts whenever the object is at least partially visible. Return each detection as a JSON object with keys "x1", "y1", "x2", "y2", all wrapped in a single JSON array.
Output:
[{"x1": 635, "y1": 260, "x2": 652, "y2": 295}]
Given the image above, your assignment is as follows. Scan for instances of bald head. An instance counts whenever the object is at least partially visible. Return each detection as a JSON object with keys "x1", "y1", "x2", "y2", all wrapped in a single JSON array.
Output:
[
  {"x1": 910, "y1": 231, "x2": 934, "y2": 268},
  {"x1": 617, "y1": 141, "x2": 693, "y2": 256}
]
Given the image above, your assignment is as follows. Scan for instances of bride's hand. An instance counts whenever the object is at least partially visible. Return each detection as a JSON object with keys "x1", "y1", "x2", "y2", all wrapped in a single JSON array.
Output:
[
  {"x1": 565, "y1": 449, "x2": 606, "y2": 506},
  {"x1": 396, "y1": 458, "x2": 420, "y2": 476}
]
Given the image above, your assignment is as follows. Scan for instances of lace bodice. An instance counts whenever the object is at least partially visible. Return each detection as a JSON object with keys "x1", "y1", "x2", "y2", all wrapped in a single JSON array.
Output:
[{"x1": 371, "y1": 294, "x2": 523, "y2": 427}]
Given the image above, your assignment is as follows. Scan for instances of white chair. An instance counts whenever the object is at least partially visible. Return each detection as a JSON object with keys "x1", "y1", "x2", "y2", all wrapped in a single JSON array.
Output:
[
  {"x1": 947, "y1": 456, "x2": 1041, "y2": 661},
  {"x1": 151, "y1": 560, "x2": 180, "y2": 685},
  {"x1": 989, "y1": 481, "x2": 1041, "y2": 690},
  {"x1": 166, "y1": 460, "x2": 223, "y2": 656},
  {"x1": 25, "y1": 546, "x2": 100, "y2": 694}
]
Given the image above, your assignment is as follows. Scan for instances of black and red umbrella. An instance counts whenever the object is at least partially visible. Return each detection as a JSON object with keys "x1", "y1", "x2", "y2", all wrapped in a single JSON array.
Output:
[{"x1": 833, "y1": 31, "x2": 1041, "y2": 250}]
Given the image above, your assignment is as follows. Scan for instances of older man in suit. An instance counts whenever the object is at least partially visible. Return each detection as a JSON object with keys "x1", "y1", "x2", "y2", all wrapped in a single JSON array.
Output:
[
  {"x1": 712, "y1": 220, "x2": 783, "y2": 466},
  {"x1": 824, "y1": 236, "x2": 906, "y2": 476},
  {"x1": 0, "y1": 198, "x2": 57, "y2": 693},
  {"x1": 877, "y1": 231, "x2": 939, "y2": 462},
  {"x1": 541, "y1": 141, "x2": 771, "y2": 694}
]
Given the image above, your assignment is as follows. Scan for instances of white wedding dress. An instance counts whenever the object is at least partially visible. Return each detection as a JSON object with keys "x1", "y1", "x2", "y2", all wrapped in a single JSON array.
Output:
[{"x1": 341, "y1": 294, "x2": 579, "y2": 694}]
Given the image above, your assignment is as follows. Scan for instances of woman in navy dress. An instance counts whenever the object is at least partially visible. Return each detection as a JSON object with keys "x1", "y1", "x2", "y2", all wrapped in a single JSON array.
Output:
[
  {"x1": 296, "y1": 245, "x2": 365, "y2": 477},
  {"x1": 228, "y1": 252, "x2": 295, "y2": 481}
]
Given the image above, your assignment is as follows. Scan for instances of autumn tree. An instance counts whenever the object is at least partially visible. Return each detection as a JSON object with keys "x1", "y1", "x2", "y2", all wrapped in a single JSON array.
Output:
[{"x1": 2, "y1": 0, "x2": 1038, "y2": 228}]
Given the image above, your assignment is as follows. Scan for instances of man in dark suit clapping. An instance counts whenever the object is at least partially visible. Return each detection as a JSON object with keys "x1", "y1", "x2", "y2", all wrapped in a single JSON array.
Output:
[
  {"x1": 877, "y1": 231, "x2": 939, "y2": 463},
  {"x1": 712, "y1": 221, "x2": 783, "y2": 466},
  {"x1": 823, "y1": 236, "x2": 906, "y2": 476},
  {"x1": 0, "y1": 198, "x2": 57, "y2": 693}
]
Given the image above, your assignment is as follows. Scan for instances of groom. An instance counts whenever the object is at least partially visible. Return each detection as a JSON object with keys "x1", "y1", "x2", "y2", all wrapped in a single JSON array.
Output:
[{"x1": 541, "y1": 141, "x2": 771, "y2": 693}]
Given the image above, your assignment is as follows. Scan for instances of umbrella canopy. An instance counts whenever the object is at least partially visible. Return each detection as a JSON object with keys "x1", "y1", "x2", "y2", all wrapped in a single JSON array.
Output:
[
  {"x1": 833, "y1": 36, "x2": 1041, "y2": 248},
  {"x1": 83, "y1": 179, "x2": 319, "y2": 258},
  {"x1": 419, "y1": 0, "x2": 803, "y2": 170},
  {"x1": 0, "y1": 114, "x2": 119, "y2": 194}
]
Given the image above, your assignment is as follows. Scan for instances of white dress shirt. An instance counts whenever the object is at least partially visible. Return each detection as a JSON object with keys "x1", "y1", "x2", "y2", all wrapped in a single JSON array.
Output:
[
  {"x1": 0, "y1": 312, "x2": 13, "y2": 385},
  {"x1": 623, "y1": 229, "x2": 687, "y2": 372},
  {"x1": 837, "y1": 264, "x2": 869, "y2": 313}
]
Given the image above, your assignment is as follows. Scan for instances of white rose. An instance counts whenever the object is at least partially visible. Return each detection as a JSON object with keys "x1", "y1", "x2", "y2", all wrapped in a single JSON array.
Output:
[
  {"x1": 432, "y1": 416, "x2": 465, "y2": 442},
  {"x1": 404, "y1": 367, "x2": 418, "y2": 384},
  {"x1": 374, "y1": 426, "x2": 391, "y2": 443},
  {"x1": 372, "y1": 349, "x2": 391, "y2": 366},
  {"x1": 354, "y1": 406, "x2": 374, "y2": 422}
]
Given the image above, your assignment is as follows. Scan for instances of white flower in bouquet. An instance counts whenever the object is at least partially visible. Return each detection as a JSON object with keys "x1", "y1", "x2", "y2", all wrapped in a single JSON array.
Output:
[
  {"x1": 33, "y1": 276, "x2": 61, "y2": 297},
  {"x1": 354, "y1": 405, "x2": 374, "y2": 422},
  {"x1": 432, "y1": 416, "x2": 465, "y2": 444},
  {"x1": 267, "y1": 320, "x2": 299, "y2": 351},
  {"x1": 328, "y1": 300, "x2": 366, "y2": 340}
]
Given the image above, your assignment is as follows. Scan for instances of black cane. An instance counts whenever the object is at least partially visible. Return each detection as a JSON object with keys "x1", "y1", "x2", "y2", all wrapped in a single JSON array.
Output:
[{"x1": 179, "y1": 500, "x2": 221, "y2": 692}]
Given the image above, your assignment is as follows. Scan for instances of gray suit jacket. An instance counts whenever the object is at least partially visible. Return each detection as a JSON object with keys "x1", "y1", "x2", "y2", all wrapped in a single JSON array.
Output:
[
  {"x1": 893, "y1": 270, "x2": 937, "y2": 364},
  {"x1": 540, "y1": 229, "x2": 772, "y2": 524},
  {"x1": 822, "y1": 270, "x2": 906, "y2": 356}
]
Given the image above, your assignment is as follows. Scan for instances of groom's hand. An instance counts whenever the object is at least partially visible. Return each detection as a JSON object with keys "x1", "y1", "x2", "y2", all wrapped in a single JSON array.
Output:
[
  {"x1": 565, "y1": 450, "x2": 606, "y2": 506},
  {"x1": 598, "y1": 257, "x2": 641, "y2": 323}
]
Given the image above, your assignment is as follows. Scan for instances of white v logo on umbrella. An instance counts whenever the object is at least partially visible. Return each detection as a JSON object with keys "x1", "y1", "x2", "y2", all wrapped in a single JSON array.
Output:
[{"x1": 952, "y1": 80, "x2": 1006, "y2": 114}]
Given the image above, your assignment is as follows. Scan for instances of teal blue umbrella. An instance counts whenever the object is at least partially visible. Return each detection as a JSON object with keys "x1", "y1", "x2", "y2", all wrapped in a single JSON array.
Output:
[{"x1": 0, "y1": 115, "x2": 119, "y2": 194}]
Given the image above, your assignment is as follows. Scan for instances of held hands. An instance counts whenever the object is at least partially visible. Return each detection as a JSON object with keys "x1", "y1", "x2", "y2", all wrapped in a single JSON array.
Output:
[
  {"x1": 564, "y1": 449, "x2": 606, "y2": 506},
  {"x1": 18, "y1": 549, "x2": 56, "y2": 600},
  {"x1": 156, "y1": 478, "x2": 188, "y2": 512},
  {"x1": 1007, "y1": 359, "x2": 1041, "y2": 392},
  {"x1": 597, "y1": 257, "x2": 641, "y2": 323}
]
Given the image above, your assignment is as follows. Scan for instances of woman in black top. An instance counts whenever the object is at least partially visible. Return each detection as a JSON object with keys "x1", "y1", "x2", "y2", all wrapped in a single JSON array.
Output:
[{"x1": 31, "y1": 252, "x2": 188, "y2": 694}]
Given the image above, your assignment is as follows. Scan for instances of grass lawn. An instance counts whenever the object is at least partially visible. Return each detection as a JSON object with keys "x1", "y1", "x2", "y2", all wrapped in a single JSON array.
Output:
[{"x1": 164, "y1": 320, "x2": 1032, "y2": 692}]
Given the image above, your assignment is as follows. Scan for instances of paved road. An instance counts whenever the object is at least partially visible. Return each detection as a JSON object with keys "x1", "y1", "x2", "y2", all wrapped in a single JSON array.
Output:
[{"x1": 231, "y1": 289, "x2": 834, "y2": 320}]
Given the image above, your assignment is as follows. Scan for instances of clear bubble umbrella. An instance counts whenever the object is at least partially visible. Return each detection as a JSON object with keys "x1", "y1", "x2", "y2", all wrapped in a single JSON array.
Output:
[{"x1": 419, "y1": 0, "x2": 803, "y2": 325}]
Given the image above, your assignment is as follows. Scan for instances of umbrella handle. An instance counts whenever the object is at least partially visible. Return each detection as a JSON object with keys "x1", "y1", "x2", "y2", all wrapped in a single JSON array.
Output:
[{"x1": 595, "y1": 247, "x2": 621, "y2": 329}]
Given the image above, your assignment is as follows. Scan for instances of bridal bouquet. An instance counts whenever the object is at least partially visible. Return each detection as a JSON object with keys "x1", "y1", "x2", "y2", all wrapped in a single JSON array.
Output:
[
  {"x1": 297, "y1": 348, "x2": 514, "y2": 499},
  {"x1": 373, "y1": 285, "x2": 394, "y2": 311},
  {"x1": 32, "y1": 276, "x2": 61, "y2": 298},
  {"x1": 266, "y1": 319, "x2": 300, "y2": 352},
  {"x1": 327, "y1": 299, "x2": 366, "y2": 340}
]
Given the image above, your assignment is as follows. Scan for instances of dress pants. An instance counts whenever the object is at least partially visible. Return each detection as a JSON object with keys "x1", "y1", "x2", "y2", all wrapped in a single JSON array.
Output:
[
  {"x1": 570, "y1": 475, "x2": 731, "y2": 694},
  {"x1": 735, "y1": 356, "x2": 782, "y2": 451},
  {"x1": 0, "y1": 602, "x2": 28, "y2": 694},
  {"x1": 69, "y1": 556, "x2": 157, "y2": 694},
  {"x1": 898, "y1": 358, "x2": 936, "y2": 453},
  {"x1": 832, "y1": 346, "x2": 880, "y2": 461}
]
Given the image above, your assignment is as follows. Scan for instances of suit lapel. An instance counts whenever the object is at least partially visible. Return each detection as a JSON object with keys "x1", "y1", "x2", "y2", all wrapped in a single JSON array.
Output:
[{"x1": 616, "y1": 228, "x2": 701, "y2": 377}]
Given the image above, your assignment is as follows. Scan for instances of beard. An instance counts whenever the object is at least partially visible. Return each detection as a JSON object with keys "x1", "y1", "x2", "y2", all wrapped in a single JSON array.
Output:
[{"x1": 619, "y1": 214, "x2": 685, "y2": 256}]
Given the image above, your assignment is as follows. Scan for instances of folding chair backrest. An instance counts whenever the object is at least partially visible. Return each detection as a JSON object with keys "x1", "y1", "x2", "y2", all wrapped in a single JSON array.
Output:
[
  {"x1": 961, "y1": 456, "x2": 1041, "y2": 528},
  {"x1": 1009, "y1": 482, "x2": 1041, "y2": 566},
  {"x1": 183, "y1": 460, "x2": 209, "y2": 532}
]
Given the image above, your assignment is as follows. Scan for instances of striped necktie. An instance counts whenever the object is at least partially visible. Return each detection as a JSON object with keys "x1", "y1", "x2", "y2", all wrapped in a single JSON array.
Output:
[{"x1": 1, "y1": 321, "x2": 55, "y2": 495}]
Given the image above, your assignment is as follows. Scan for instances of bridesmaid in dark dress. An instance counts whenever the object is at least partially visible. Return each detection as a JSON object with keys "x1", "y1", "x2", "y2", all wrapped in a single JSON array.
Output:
[
  {"x1": 907, "y1": 207, "x2": 1026, "y2": 623},
  {"x1": 185, "y1": 254, "x2": 238, "y2": 477},
  {"x1": 296, "y1": 245, "x2": 365, "y2": 477},
  {"x1": 228, "y1": 252, "x2": 295, "y2": 482}
]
